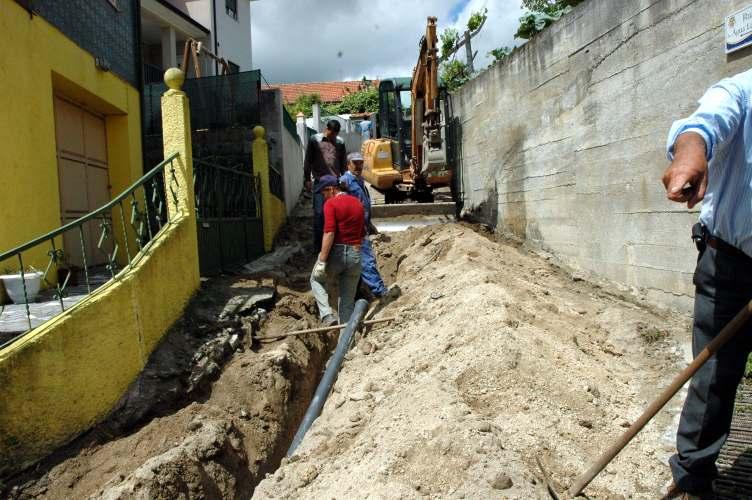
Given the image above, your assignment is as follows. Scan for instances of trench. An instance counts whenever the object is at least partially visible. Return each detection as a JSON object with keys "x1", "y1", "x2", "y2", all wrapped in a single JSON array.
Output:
[{"x1": 1, "y1": 210, "x2": 342, "y2": 500}]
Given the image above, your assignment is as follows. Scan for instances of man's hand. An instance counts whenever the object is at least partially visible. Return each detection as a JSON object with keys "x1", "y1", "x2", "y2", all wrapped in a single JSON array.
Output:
[
  {"x1": 662, "y1": 132, "x2": 708, "y2": 209},
  {"x1": 312, "y1": 259, "x2": 327, "y2": 282},
  {"x1": 305, "y1": 180, "x2": 312, "y2": 193}
]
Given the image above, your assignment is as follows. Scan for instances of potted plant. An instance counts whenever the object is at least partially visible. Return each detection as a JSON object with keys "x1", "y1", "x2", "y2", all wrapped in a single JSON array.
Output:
[{"x1": 0, "y1": 266, "x2": 44, "y2": 304}]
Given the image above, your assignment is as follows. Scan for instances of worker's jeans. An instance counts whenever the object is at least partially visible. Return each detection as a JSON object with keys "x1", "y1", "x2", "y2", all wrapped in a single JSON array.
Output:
[
  {"x1": 361, "y1": 237, "x2": 387, "y2": 297},
  {"x1": 313, "y1": 181, "x2": 325, "y2": 253},
  {"x1": 670, "y1": 243, "x2": 752, "y2": 493},
  {"x1": 310, "y1": 244, "x2": 362, "y2": 324}
]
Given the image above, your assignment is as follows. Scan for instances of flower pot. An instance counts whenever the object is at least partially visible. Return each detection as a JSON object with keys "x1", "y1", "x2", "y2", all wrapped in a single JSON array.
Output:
[{"x1": 0, "y1": 272, "x2": 43, "y2": 304}]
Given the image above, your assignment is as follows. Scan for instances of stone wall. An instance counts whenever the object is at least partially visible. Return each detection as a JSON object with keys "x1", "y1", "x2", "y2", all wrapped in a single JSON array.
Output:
[{"x1": 453, "y1": 0, "x2": 752, "y2": 312}]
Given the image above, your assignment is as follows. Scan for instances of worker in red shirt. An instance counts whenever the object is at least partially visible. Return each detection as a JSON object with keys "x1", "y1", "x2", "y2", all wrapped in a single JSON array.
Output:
[{"x1": 310, "y1": 175, "x2": 365, "y2": 326}]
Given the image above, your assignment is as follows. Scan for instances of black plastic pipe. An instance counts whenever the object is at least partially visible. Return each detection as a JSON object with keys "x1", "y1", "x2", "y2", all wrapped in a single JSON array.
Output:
[{"x1": 286, "y1": 299, "x2": 369, "y2": 456}]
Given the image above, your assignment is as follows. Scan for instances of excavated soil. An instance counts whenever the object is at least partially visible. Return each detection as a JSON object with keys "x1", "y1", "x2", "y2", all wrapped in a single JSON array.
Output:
[
  {"x1": 2, "y1": 205, "x2": 335, "y2": 500},
  {"x1": 254, "y1": 222, "x2": 691, "y2": 499}
]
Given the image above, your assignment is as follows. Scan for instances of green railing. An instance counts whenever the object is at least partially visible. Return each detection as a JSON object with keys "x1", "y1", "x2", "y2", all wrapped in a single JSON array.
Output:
[{"x1": 0, "y1": 153, "x2": 181, "y2": 349}]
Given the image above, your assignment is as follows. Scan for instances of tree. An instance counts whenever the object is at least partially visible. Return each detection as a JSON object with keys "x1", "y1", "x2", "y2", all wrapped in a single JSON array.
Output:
[
  {"x1": 329, "y1": 86, "x2": 379, "y2": 115},
  {"x1": 439, "y1": 8, "x2": 488, "y2": 73},
  {"x1": 440, "y1": 60, "x2": 471, "y2": 92},
  {"x1": 285, "y1": 93, "x2": 324, "y2": 118},
  {"x1": 440, "y1": 27, "x2": 460, "y2": 60}
]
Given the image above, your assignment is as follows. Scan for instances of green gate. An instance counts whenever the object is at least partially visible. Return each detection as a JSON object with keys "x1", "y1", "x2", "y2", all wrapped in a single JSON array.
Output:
[{"x1": 194, "y1": 158, "x2": 264, "y2": 275}]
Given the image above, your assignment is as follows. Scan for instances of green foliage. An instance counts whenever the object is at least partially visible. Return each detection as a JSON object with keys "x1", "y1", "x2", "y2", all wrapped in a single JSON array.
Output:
[
  {"x1": 488, "y1": 46, "x2": 512, "y2": 66},
  {"x1": 328, "y1": 86, "x2": 379, "y2": 115},
  {"x1": 522, "y1": 0, "x2": 583, "y2": 14},
  {"x1": 440, "y1": 59, "x2": 471, "y2": 92},
  {"x1": 467, "y1": 7, "x2": 488, "y2": 32},
  {"x1": 284, "y1": 93, "x2": 323, "y2": 118},
  {"x1": 516, "y1": 0, "x2": 585, "y2": 39},
  {"x1": 746, "y1": 353, "x2": 752, "y2": 378},
  {"x1": 440, "y1": 27, "x2": 459, "y2": 60}
]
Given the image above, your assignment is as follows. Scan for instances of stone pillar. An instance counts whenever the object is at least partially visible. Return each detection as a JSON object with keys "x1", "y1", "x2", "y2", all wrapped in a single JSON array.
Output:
[
  {"x1": 161, "y1": 68, "x2": 196, "y2": 222},
  {"x1": 312, "y1": 103, "x2": 321, "y2": 132},
  {"x1": 161, "y1": 26, "x2": 177, "y2": 70},
  {"x1": 296, "y1": 112, "x2": 307, "y2": 153}
]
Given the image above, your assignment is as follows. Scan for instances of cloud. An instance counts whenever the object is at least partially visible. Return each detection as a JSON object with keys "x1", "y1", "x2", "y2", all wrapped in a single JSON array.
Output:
[{"x1": 251, "y1": 0, "x2": 525, "y2": 83}]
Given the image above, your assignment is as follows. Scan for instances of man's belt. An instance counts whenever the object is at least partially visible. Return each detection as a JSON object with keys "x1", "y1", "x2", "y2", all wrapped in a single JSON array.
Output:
[
  {"x1": 705, "y1": 234, "x2": 750, "y2": 260},
  {"x1": 693, "y1": 223, "x2": 750, "y2": 260},
  {"x1": 334, "y1": 243, "x2": 361, "y2": 252}
]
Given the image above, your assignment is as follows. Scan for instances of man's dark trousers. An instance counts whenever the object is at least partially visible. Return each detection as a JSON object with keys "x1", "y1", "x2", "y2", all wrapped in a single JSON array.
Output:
[
  {"x1": 670, "y1": 235, "x2": 752, "y2": 493},
  {"x1": 313, "y1": 179, "x2": 325, "y2": 253}
]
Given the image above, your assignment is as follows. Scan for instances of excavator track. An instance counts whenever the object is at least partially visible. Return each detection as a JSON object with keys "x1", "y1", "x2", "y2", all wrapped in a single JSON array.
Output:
[{"x1": 715, "y1": 381, "x2": 752, "y2": 499}]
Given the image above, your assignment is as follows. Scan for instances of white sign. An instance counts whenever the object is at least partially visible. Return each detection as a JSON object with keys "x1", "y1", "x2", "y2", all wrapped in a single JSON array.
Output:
[{"x1": 726, "y1": 5, "x2": 752, "y2": 54}]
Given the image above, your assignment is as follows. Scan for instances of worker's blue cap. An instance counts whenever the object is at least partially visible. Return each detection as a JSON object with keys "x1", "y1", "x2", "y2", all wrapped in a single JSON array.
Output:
[
  {"x1": 315, "y1": 175, "x2": 339, "y2": 192},
  {"x1": 348, "y1": 152, "x2": 364, "y2": 162}
]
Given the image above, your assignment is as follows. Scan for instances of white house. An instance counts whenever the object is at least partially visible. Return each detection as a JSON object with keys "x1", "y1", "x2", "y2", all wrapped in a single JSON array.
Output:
[{"x1": 140, "y1": 0, "x2": 257, "y2": 83}]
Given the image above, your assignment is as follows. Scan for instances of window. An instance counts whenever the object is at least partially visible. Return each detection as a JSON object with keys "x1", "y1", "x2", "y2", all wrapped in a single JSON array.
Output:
[
  {"x1": 226, "y1": 0, "x2": 237, "y2": 20},
  {"x1": 227, "y1": 61, "x2": 239, "y2": 74}
]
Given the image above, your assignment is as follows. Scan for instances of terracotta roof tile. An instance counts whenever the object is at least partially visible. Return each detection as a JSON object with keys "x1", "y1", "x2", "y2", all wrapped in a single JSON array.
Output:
[{"x1": 270, "y1": 80, "x2": 379, "y2": 104}]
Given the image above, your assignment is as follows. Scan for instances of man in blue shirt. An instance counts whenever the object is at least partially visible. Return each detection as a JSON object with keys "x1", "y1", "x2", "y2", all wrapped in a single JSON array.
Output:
[
  {"x1": 662, "y1": 69, "x2": 752, "y2": 499},
  {"x1": 339, "y1": 152, "x2": 390, "y2": 299}
]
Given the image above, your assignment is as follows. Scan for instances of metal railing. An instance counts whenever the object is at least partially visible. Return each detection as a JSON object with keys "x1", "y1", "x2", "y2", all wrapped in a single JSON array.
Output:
[{"x1": 0, "y1": 153, "x2": 181, "y2": 349}]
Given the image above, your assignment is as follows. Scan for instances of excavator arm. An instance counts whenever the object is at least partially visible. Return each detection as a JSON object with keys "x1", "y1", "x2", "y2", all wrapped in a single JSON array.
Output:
[{"x1": 410, "y1": 17, "x2": 449, "y2": 187}]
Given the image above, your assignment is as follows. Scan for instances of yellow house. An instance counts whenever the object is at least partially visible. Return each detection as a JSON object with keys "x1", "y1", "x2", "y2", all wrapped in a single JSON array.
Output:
[{"x1": 0, "y1": 1, "x2": 143, "y2": 276}]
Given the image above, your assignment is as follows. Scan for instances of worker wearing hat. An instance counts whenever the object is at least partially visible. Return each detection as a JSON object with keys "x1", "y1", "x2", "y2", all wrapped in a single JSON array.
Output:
[
  {"x1": 310, "y1": 174, "x2": 364, "y2": 326},
  {"x1": 339, "y1": 152, "x2": 396, "y2": 300}
]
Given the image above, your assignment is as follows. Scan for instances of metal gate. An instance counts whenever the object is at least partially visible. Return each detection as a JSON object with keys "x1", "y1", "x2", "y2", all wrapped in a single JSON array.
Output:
[{"x1": 194, "y1": 158, "x2": 263, "y2": 275}]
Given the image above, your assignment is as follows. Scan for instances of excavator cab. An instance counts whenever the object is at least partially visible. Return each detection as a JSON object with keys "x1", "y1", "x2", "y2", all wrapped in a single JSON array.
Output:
[{"x1": 377, "y1": 78, "x2": 412, "y2": 171}]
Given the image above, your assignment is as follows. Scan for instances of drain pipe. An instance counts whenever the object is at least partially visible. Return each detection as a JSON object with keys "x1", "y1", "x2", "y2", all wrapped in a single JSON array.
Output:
[{"x1": 287, "y1": 299, "x2": 369, "y2": 456}]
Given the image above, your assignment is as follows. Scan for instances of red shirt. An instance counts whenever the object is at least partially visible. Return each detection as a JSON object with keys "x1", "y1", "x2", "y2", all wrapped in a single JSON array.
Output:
[{"x1": 323, "y1": 193, "x2": 365, "y2": 245}]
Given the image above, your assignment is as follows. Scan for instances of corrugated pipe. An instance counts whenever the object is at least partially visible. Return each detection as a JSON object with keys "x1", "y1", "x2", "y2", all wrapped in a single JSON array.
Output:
[{"x1": 286, "y1": 299, "x2": 369, "y2": 456}]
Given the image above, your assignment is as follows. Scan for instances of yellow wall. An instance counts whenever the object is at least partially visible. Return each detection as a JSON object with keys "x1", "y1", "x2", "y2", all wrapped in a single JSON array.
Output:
[
  {"x1": 0, "y1": 213, "x2": 199, "y2": 475},
  {"x1": 254, "y1": 126, "x2": 286, "y2": 251},
  {"x1": 0, "y1": 2, "x2": 142, "y2": 274},
  {"x1": 0, "y1": 69, "x2": 200, "y2": 476}
]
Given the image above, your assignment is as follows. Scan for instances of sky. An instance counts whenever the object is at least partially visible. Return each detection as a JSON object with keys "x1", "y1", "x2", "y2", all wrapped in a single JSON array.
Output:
[{"x1": 250, "y1": 0, "x2": 526, "y2": 84}]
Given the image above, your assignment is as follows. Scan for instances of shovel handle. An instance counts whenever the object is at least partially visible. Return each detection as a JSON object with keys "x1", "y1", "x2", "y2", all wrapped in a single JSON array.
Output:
[{"x1": 568, "y1": 299, "x2": 752, "y2": 497}]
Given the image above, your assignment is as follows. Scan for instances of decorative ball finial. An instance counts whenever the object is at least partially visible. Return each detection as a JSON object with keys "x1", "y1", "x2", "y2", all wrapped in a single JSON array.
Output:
[
  {"x1": 253, "y1": 125, "x2": 266, "y2": 140},
  {"x1": 164, "y1": 68, "x2": 185, "y2": 90},
  {"x1": 296, "y1": 112, "x2": 305, "y2": 117}
]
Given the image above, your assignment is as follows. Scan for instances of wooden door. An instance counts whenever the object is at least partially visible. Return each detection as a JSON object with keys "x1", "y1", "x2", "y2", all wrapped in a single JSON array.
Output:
[{"x1": 54, "y1": 97, "x2": 112, "y2": 268}]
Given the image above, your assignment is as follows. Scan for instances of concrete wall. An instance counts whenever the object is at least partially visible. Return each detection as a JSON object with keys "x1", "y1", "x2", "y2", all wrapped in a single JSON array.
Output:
[
  {"x1": 0, "y1": 2, "x2": 142, "y2": 271},
  {"x1": 282, "y1": 126, "x2": 305, "y2": 216},
  {"x1": 453, "y1": 0, "x2": 752, "y2": 313},
  {"x1": 0, "y1": 75, "x2": 200, "y2": 475},
  {"x1": 261, "y1": 89, "x2": 304, "y2": 216}
]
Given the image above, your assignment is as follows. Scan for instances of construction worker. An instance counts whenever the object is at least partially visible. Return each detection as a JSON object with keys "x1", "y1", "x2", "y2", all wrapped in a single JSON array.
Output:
[
  {"x1": 310, "y1": 175, "x2": 364, "y2": 326},
  {"x1": 304, "y1": 119, "x2": 347, "y2": 253},
  {"x1": 339, "y1": 152, "x2": 396, "y2": 300},
  {"x1": 661, "y1": 69, "x2": 752, "y2": 499}
]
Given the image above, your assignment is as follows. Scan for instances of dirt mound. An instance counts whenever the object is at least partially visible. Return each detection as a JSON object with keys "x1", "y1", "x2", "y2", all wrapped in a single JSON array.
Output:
[{"x1": 254, "y1": 223, "x2": 689, "y2": 499}]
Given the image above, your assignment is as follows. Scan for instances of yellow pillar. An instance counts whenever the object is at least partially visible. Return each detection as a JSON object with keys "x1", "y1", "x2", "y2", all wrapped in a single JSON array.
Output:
[
  {"x1": 161, "y1": 68, "x2": 196, "y2": 218},
  {"x1": 160, "y1": 67, "x2": 199, "y2": 280},
  {"x1": 253, "y1": 125, "x2": 285, "y2": 252}
]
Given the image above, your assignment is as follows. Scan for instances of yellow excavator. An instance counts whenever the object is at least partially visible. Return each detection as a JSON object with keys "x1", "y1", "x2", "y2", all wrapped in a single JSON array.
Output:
[{"x1": 361, "y1": 17, "x2": 453, "y2": 203}]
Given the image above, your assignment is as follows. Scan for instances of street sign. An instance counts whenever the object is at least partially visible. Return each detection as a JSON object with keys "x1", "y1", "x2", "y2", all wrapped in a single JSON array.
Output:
[{"x1": 726, "y1": 5, "x2": 752, "y2": 54}]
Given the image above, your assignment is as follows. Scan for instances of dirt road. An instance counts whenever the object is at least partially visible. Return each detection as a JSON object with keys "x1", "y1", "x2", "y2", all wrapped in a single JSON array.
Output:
[
  {"x1": 254, "y1": 223, "x2": 690, "y2": 499},
  {"x1": 6, "y1": 219, "x2": 702, "y2": 499}
]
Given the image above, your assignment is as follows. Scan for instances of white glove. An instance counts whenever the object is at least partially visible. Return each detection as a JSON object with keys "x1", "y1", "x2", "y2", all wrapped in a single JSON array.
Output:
[{"x1": 312, "y1": 260, "x2": 327, "y2": 282}]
